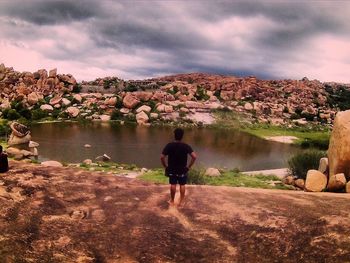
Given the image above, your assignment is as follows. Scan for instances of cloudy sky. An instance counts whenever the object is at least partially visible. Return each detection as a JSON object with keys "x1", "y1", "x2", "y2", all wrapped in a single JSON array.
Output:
[{"x1": 0, "y1": 0, "x2": 349, "y2": 82}]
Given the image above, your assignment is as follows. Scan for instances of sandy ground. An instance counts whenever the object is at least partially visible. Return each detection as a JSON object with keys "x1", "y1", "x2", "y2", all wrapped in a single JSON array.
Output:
[
  {"x1": 1, "y1": 161, "x2": 350, "y2": 262},
  {"x1": 242, "y1": 168, "x2": 289, "y2": 179},
  {"x1": 263, "y1": 136, "x2": 298, "y2": 144}
]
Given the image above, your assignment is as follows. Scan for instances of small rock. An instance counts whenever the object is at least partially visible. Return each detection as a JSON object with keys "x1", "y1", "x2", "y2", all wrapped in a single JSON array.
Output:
[
  {"x1": 40, "y1": 104, "x2": 54, "y2": 111},
  {"x1": 99, "y1": 115, "x2": 111, "y2": 121},
  {"x1": 136, "y1": 105, "x2": 152, "y2": 113},
  {"x1": 283, "y1": 175, "x2": 295, "y2": 185},
  {"x1": 66, "y1": 106, "x2": 80, "y2": 118},
  {"x1": 83, "y1": 159, "x2": 92, "y2": 165},
  {"x1": 84, "y1": 144, "x2": 91, "y2": 148},
  {"x1": 294, "y1": 179, "x2": 305, "y2": 189},
  {"x1": 205, "y1": 168, "x2": 221, "y2": 177},
  {"x1": 41, "y1": 161, "x2": 63, "y2": 167},
  {"x1": 29, "y1": 140, "x2": 39, "y2": 148}
]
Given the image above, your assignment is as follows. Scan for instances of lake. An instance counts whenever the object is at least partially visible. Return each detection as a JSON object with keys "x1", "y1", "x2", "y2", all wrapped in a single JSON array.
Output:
[{"x1": 30, "y1": 122, "x2": 301, "y2": 171}]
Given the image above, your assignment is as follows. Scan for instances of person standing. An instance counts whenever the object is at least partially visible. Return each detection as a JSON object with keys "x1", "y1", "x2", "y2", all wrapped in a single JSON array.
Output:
[
  {"x1": 161, "y1": 128, "x2": 197, "y2": 206},
  {"x1": 0, "y1": 145, "x2": 9, "y2": 173}
]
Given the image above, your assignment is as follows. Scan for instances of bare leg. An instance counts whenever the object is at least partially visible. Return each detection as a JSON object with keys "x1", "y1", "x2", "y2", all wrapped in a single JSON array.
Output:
[
  {"x1": 179, "y1": 185, "x2": 186, "y2": 206},
  {"x1": 170, "y1": 184, "x2": 176, "y2": 205}
]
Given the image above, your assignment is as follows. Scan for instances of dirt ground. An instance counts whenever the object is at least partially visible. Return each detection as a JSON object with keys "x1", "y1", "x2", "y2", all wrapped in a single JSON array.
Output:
[{"x1": 1, "y1": 161, "x2": 350, "y2": 263}]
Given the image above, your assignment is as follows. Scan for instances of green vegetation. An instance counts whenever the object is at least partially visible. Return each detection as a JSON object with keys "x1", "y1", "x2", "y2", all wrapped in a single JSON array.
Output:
[
  {"x1": 212, "y1": 110, "x2": 331, "y2": 150},
  {"x1": 326, "y1": 84, "x2": 350, "y2": 111},
  {"x1": 288, "y1": 150, "x2": 327, "y2": 180},
  {"x1": 139, "y1": 168, "x2": 291, "y2": 189},
  {"x1": 194, "y1": 86, "x2": 210, "y2": 101}
]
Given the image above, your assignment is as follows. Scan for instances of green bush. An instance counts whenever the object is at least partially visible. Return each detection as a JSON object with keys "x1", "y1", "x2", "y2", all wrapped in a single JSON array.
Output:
[
  {"x1": 288, "y1": 150, "x2": 326, "y2": 180},
  {"x1": 187, "y1": 169, "x2": 206, "y2": 185},
  {"x1": 111, "y1": 110, "x2": 123, "y2": 120},
  {"x1": 31, "y1": 109, "x2": 48, "y2": 120},
  {"x1": 0, "y1": 121, "x2": 9, "y2": 136},
  {"x1": 7, "y1": 109, "x2": 21, "y2": 120},
  {"x1": 72, "y1": 83, "x2": 82, "y2": 93}
]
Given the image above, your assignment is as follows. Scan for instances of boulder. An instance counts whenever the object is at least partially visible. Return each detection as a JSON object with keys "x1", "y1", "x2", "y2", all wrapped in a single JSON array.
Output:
[
  {"x1": 66, "y1": 107, "x2": 80, "y2": 118},
  {"x1": 27, "y1": 92, "x2": 39, "y2": 105},
  {"x1": 327, "y1": 173, "x2": 346, "y2": 191},
  {"x1": 283, "y1": 175, "x2": 295, "y2": 185},
  {"x1": 73, "y1": 94, "x2": 82, "y2": 103},
  {"x1": 95, "y1": 154, "x2": 111, "y2": 162},
  {"x1": 244, "y1": 102, "x2": 253, "y2": 111},
  {"x1": 136, "y1": 111, "x2": 149, "y2": 125},
  {"x1": 136, "y1": 105, "x2": 152, "y2": 113},
  {"x1": 61, "y1": 98, "x2": 71, "y2": 106},
  {"x1": 6, "y1": 147, "x2": 23, "y2": 158},
  {"x1": 328, "y1": 110, "x2": 350, "y2": 180},
  {"x1": 49, "y1": 96, "x2": 62, "y2": 105},
  {"x1": 8, "y1": 133, "x2": 31, "y2": 146},
  {"x1": 305, "y1": 170, "x2": 327, "y2": 192},
  {"x1": 83, "y1": 159, "x2": 93, "y2": 165},
  {"x1": 150, "y1": 113, "x2": 159, "y2": 119},
  {"x1": 120, "y1": 108, "x2": 130, "y2": 114},
  {"x1": 99, "y1": 115, "x2": 111, "y2": 121},
  {"x1": 123, "y1": 93, "x2": 140, "y2": 109},
  {"x1": 156, "y1": 104, "x2": 173, "y2": 113},
  {"x1": 40, "y1": 104, "x2": 54, "y2": 111},
  {"x1": 49, "y1": 68, "x2": 57, "y2": 78},
  {"x1": 41, "y1": 161, "x2": 63, "y2": 167},
  {"x1": 205, "y1": 168, "x2": 221, "y2": 177},
  {"x1": 104, "y1": 97, "x2": 117, "y2": 107},
  {"x1": 318, "y1": 157, "x2": 329, "y2": 174},
  {"x1": 29, "y1": 141, "x2": 39, "y2": 148},
  {"x1": 10, "y1": 122, "x2": 30, "y2": 137},
  {"x1": 294, "y1": 179, "x2": 305, "y2": 189}
]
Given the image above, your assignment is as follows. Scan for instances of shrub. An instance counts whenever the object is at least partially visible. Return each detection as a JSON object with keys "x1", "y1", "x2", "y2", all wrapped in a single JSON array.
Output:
[
  {"x1": 7, "y1": 109, "x2": 21, "y2": 120},
  {"x1": 111, "y1": 110, "x2": 123, "y2": 120},
  {"x1": 194, "y1": 86, "x2": 210, "y2": 101},
  {"x1": 31, "y1": 109, "x2": 48, "y2": 120},
  {"x1": 288, "y1": 150, "x2": 326, "y2": 180},
  {"x1": 187, "y1": 169, "x2": 206, "y2": 185},
  {"x1": 72, "y1": 83, "x2": 82, "y2": 93},
  {"x1": 0, "y1": 121, "x2": 9, "y2": 136}
]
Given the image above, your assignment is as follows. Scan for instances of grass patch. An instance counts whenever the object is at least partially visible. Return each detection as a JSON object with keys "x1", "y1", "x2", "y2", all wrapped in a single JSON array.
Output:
[
  {"x1": 211, "y1": 111, "x2": 331, "y2": 150},
  {"x1": 139, "y1": 168, "x2": 291, "y2": 190},
  {"x1": 243, "y1": 125, "x2": 330, "y2": 150}
]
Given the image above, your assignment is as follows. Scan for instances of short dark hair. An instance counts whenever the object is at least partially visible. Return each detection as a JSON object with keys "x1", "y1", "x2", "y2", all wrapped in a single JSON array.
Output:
[
  {"x1": 0, "y1": 145, "x2": 2, "y2": 153},
  {"x1": 174, "y1": 128, "x2": 184, "y2": 141}
]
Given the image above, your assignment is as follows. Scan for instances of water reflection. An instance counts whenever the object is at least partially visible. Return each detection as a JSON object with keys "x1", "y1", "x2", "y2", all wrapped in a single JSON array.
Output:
[{"x1": 30, "y1": 122, "x2": 301, "y2": 171}]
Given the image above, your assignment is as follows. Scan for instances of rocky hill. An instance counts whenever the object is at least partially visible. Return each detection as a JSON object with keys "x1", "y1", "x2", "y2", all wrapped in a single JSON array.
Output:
[{"x1": 1, "y1": 63, "x2": 349, "y2": 126}]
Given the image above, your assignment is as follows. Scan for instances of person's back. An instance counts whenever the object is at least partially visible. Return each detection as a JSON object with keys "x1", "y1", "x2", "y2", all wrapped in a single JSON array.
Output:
[
  {"x1": 161, "y1": 128, "x2": 197, "y2": 206},
  {"x1": 0, "y1": 146, "x2": 8, "y2": 173},
  {"x1": 163, "y1": 141, "x2": 193, "y2": 175}
]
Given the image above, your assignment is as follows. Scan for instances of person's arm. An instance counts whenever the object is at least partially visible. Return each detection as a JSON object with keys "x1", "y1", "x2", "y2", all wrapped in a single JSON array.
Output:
[
  {"x1": 187, "y1": 152, "x2": 197, "y2": 170},
  {"x1": 160, "y1": 154, "x2": 167, "y2": 169}
]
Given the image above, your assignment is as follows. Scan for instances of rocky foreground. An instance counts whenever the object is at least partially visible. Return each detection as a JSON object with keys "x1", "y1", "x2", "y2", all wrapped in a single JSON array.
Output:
[{"x1": 1, "y1": 161, "x2": 350, "y2": 262}]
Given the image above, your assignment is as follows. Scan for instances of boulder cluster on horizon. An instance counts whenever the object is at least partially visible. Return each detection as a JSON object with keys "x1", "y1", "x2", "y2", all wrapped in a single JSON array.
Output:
[{"x1": 0, "y1": 63, "x2": 349, "y2": 126}]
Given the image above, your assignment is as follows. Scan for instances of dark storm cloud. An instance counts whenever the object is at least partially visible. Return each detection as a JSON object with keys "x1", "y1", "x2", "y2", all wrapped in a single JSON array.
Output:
[
  {"x1": 0, "y1": 0, "x2": 101, "y2": 25},
  {"x1": 0, "y1": 0, "x2": 349, "y2": 81}
]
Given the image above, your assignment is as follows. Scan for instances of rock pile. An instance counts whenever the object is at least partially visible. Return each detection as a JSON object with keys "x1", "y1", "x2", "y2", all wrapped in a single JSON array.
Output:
[{"x1": 0, "y1": 64, "x2": 347, "y2": 126}]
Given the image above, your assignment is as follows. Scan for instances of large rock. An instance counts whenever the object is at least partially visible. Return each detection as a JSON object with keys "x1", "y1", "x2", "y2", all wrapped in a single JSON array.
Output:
[
  {"x1": 328, "y1": 110, "x2": 350, "y2": 180},
  {"x1": 123, "y1": 93, "x2": 140, "y2": 109},
  {"x1": 205, "y1": 168, "x2": 221, "y2": 177},
  {"x1": 10, "y1": 122, "x2": 30, "y2": 137},
  {"x1": 294, "y1": 179, "x2": 305, "y2": 189},
  {"x1": 346, "y1": 181, "x2": 350, "y2": 193},
  {"x1": 49, "y1": 96, "x2": 62, "y2": 105},
  {"x1": 8, "y1": 133, "x2": 31, "y2": 146},
  {"x1": 27, "y1": 92, "x2": 39, "y2": 105},
  {"x1": 136, "y1": 111, "x2": 149, "y2": 125},
  {"x1": 104, "y1": 97, "x2": 117, "y2": 107},
  {"x1": 305, "y1": 170, "x2": 327, "y2": 192},
  {"x1": 327, "y1": 173, "x2": 346, "y2": 191},
  {"x1": 136, "y1": 105, "x2": 151, "y2": 113},
  {"x1": 40, "y1": 104, "x2": 54, "y2": 111},
  {"x1": 66, "y1": 107, "x2": 80, "y2": 118},
  {"x1": 49, "y1": 68, "x2": 57, "y2": 78},
  {"x1": 73, "y1": 94, "x2": 82, "y2": 103}
]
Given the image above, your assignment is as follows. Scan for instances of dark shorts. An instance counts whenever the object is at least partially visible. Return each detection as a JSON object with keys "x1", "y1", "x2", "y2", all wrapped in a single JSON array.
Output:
[{"x1": 169, "y1": 173, "x2": 188, "y2": 185}]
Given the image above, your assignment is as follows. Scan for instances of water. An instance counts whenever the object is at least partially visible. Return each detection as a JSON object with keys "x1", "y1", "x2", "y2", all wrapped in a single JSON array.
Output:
[{"x1": 30, "y1": 122, "x2": 301, "y2": 171}]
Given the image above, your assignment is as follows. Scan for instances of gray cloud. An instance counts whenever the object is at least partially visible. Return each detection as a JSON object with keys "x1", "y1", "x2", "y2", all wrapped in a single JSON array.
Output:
[{"x1": 0, "y1": 0, "x2": 349, "y2": 82}]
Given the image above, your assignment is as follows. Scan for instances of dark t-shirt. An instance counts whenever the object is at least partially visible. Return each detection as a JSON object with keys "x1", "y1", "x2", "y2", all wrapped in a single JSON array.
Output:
[
  {"x1": 162, "y1": 142, "x2": 193, "y2": 174},
  {"x1": 0, "y1": 153, "x2": 9, "y2": 173}
]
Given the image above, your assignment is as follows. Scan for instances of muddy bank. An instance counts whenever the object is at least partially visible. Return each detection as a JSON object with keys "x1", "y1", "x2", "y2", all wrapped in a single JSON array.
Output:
[{"x1": 1, "y1": 161, "x2": 350, "y2": 262}]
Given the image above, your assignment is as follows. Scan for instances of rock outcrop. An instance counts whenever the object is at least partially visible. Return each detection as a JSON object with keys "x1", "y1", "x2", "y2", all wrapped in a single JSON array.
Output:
[{"x1": 328, "y1": 110, "x2": 350, "y2": 180}]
